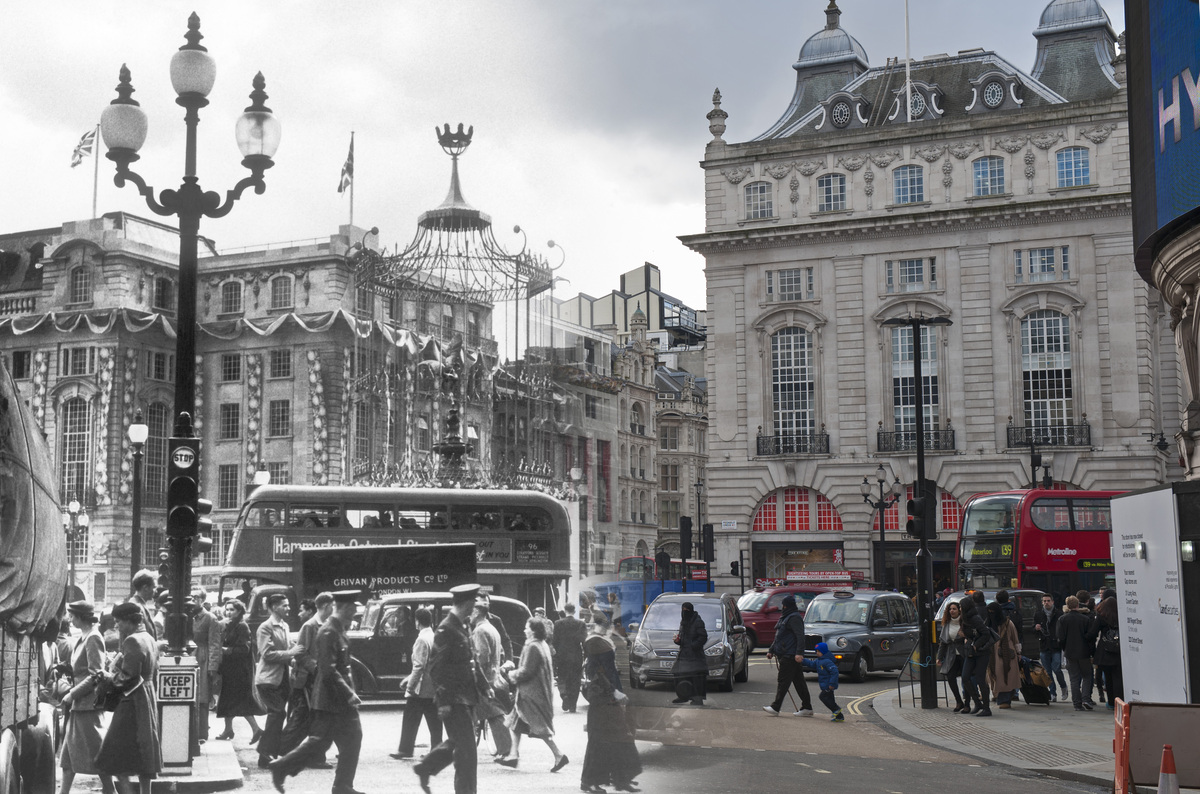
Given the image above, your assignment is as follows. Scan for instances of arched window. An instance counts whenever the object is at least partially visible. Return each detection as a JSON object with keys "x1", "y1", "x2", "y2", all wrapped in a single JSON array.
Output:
[
  {"x1": 221, "y1": 281, "x2": 243, "y2": 315},
  {"x1": 145, "y1": 402, "x2": 170, "y2": 502},
  {"x1": 69, "y1": 267, "x2": 92, "y2": 305},
  {"x1": 972, "y1": 156, "x2": 1005, "y2": 196},
  {"x1": 1056, "y1": 147, "x2": 1090, "y2": 188},
  {"x1": 817, "y1": 173, "x2": 846, "y2": 212},
  {"x1": 752, "y1": 487, "x2": 844, "y2": 532},
  {"x1": 1021, "y1": 310, "x2": 1073, "y2": 430},
  {"x1": 771, "y1": 327, "x2": 815, "y2": 439},
  {"x1": 59, "y1": 396, "x2": 92, "y2": 502},
  {"x1": 744, "y1": 181, "x2": 773, "y2": 219},
  {"x1": 893, "y1": 165, "x2": 924, "y2": 205},
  {"x1": 270, "y1": 275, "x2": 293, "y2": 310}
]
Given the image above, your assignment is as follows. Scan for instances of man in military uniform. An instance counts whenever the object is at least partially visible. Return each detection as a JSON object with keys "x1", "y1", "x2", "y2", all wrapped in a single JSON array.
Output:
[
  {"x1": 270, "y1": 591, "x2": 364, "y2": 794},
  {"x1": 413, "y1": 584, "x2": 486, "y2": 794}
]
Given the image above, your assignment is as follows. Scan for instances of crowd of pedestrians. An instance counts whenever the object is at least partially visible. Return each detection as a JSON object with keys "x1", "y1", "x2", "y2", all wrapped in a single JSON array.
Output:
[{"x1": 935, "y1": 588, "x2": 1123, "y2": 716}]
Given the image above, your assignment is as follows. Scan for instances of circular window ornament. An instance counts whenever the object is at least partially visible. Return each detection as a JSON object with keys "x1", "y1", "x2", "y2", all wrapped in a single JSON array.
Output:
[
  {"x1": 983, "y1": 81, "x2": 1005, "y2": 108},
  {"x1": 908, "y1": 91, "x2": 926, "y2": 118},
  {"x1": 831, "y1": 101, "x2": 851, "y2": 128}
]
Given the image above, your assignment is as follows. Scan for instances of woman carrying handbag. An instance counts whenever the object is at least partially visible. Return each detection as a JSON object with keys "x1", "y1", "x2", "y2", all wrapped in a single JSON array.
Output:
[{"x1": 56, "y1": 600, "x2": 116, "y2": 794}]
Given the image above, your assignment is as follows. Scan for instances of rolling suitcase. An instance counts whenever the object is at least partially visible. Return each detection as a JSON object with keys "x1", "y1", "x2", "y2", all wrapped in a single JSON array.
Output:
[{"x1": 1019, "y1": 657, "x2": 1053, "y2": 705}]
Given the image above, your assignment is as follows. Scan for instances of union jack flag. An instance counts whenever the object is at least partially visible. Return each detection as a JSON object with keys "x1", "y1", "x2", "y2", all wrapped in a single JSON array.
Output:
[
  {"x1": 70, "y1": 128, "x2": 96, "y2": 168},
  {"x1": 338, "y1": 136, "x2": 354, "y2": 193}
]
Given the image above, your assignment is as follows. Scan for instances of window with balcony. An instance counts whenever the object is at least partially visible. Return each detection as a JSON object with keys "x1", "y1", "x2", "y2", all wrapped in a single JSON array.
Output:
[
  {"x1": 893, "y1": 165, "x2": 925, "y2": 205},
  {"x1": 885, "y1": 257, "x2": 937, "y2": 293},
  {"x1": 771, "y1": 327, "x2": 816, "y2": 441},
  {"x1": 817, "y1": 173, "x2": 847, "y2": 212},
  {"x1": 1056, "y1": 147, "x2": 1090, "y2": 188},
  {"x1": 972, "y1": 156, "x2": 1005, "y2": 196},
  {"x1": 1022, "y1": 310, "x2": 1073, "y2": 430},
  {"x1": 744, "y1": 181, "x2": 773, "y2": 219},
  {"x1": 891, "y1": 324, "x2": 940, "y2": 439}
]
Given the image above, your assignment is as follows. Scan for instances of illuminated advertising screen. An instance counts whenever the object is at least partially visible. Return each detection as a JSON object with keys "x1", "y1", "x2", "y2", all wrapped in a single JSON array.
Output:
[{"x1": 1128, "y1": 0, "x2": 1200, "y2": 274}]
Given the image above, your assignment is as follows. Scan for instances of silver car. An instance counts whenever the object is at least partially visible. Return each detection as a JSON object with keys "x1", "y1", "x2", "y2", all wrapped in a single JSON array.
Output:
[{"x1": 626, "y1": 592, "x2": 751, "y2": 692}]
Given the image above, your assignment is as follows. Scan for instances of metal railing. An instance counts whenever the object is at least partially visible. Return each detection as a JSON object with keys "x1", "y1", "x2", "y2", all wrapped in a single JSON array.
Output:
[
  {"x1": 1006, "y1": 422, "x2": 1091, "y2": 448},
  {"x1": 877, "y1": 429, "x2": 956, "y2": 452},
  {"x1": 756, "y1": 431, "x2": 830, "y2": 456}
]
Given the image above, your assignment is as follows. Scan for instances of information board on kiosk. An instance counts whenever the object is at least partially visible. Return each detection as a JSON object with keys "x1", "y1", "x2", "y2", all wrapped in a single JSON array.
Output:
[{"x1": 293, "y1": 542, "x2": 478, "y2": 601}]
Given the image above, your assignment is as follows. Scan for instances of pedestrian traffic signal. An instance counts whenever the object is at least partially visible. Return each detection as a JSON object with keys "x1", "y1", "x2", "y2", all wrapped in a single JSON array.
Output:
[
  {"x1": 701, "y1": 523, "x2": 715, "y2": 563},
  {"x1": 157, "y1": 546, "x2": 172, "y2": 591},
  {"x1": 679, "y1": 516, "x2": 693, "y2": 562},
  {"x1": 730, "y1": 561, "x2": 740, "y2": 577}
]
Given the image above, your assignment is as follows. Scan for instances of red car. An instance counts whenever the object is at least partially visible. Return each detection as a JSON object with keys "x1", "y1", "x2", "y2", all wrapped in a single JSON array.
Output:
[{"x1": 736, "y1": 586, "x2": 833, "y2": 652}]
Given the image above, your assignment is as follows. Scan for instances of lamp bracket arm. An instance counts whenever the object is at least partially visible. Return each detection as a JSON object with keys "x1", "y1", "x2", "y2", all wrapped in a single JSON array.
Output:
[
  {"x1": 205, "y1": 174, "x2": 266, "y2": 219},
  {"x1": 113, "y1": 167, "x2": 173, "y2": 218}
]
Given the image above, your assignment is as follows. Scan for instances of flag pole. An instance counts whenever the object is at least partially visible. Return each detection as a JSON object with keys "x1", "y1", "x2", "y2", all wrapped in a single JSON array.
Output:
[
  {"x1": 349, "y1": 131, "x2": 355, "y2": 231},
  {"x1": 91, "y1": 122, "x2": 100, "y2": 218}
]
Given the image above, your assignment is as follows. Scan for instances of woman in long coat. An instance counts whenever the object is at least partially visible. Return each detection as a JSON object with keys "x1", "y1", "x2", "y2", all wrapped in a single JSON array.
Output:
[
  {"x1": 214, "y1": 599, "x2": 263, "y2": 742},
  {"x1": 936, "y1": 600, "x2": 967, "y2": 712},
  {"x1": 498, "y1": 618, "x2": 568, "y2": 772},
  {"x1": 58, "y1": 600, "x2": 115, "y2": 794},
  {"x1": 986, "y1": 601, "x2": 1022, "y2": 708},
  {"x1": 93, "y1": 602, "x2": 161, "y2": 794},
  {"x1": 580, "y1": 616, "x2": 640, "y2": 794},
  {"x1": 959, "y1": 594, "x2": 994, "y2": 716}
]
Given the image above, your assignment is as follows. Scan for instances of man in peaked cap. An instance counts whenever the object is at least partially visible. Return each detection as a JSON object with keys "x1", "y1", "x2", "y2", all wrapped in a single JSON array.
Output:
[
  {"x1": 413, "y1": 584, "x2": 486, "y2": 794},
  {"x1": 270, "y1": 591, "x2": 364, "y2": 794}
]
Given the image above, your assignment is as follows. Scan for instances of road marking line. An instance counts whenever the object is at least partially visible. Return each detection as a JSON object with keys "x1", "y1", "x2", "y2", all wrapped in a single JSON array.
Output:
[{"x1": 845, "y1": 688, "x2": 892, "y2": 716}]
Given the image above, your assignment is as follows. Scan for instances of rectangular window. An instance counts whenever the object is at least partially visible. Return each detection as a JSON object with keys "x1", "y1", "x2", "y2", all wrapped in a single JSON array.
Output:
[
  {"x1": 817, "y1": 173, "x2": 847, "y2": 212},
  {"x1": 744, "y1": 182, "x2": 773, "y2": 219},
  {"x1": 154, "y1": 278, "x2": 175, "y2": 312},
  {"x1": 219, "y1": 403, "x2": 241, "y2": 440},
  {"x1": 268, "y1": 349, "x2": 292, "y2": 379},
  {"x1": 441, "y1": 306, "x2": 456, "y2": 337},
  {"x1": 899, "y1": 258, "x2": 924, "y2": 291},
  {"x1": 1015, "y1": 249, "x2": 1023, "y2": 282},
  {"x1": 10, "y1": 350, "x2": 31, "y2": 380},
  {"x1": 1028, "y1": 247, "x2": 1057, "y2": 282},
  {"x1": 659, "y1": 425, "x2": 678, "y2": 450},
  {"x1": 585, "y1": 395, "x2": 598, "y2": 419},
  {"x1": 660, "y1": 499, "x2": 680, "y2": 530},
  {"x1": 660, "y1": 463, "x2": 679, "y2": 492},
  {"x1": 885, "y1": 258, "x2": 937, "y2": 293},
  {"x1": 220, "y1": 354, "x2": 242, "y2": 382},
  {"x1": 891, "y1": 325, "x2": 940, "y2": 435},
  {"x1": 354, "y1": 402, "x2": 372, "y2": 463},
  {"x1": 1056, "y1": 147, "x2": 1090, "y2": 188},
  {"x1": 355, "y1": 287, "x2": 373, "y2": 318},
  {"x1": 267, "y1": 461, "x2": 291, "y2": 485},
  {"x1": 597, "y1": 440, "x2": 611, "y2": 522},
  {"x1": 60, "y1": 347, "x2": 96, "y2": 377},
  {"x1": 1022, "y1": 311, "x2": 1074, "y2": 430},
  {"x1": 1061, "y1": 246, "x2": 1070, "y2": 279},
  {"x1": 776, "y1": 267, "x2": 814, "y2": 301},
  {"x1": 268, "y1": 400, "x2": 292, "y2": 437},
  {"x1": 772, "y1": 328, "x2": 816, "y2": 438},
  {"x1": 270, "y1": 277, "x2": 293, "y2": 310},
  {"x1": 217, "y1": 464, "x2": 240, "y2": 510},
  {"x1": 893, "y1": 165, "x2": 924, "y2": 205},
  {"x1": 417, "y1": 414, "x2": 431, "y2": 451},
  {"x1": 972, "y1": 156, "x2": 1005, "y2": 196},
  {"x1": 468, "y1": 310, "x2": 481, "y2": 341},
  {"x1": 146, "y1": 351, "x2": 174, "y2": 382}
]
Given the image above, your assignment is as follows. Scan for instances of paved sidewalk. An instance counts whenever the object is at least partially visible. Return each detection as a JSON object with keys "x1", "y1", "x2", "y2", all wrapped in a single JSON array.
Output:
[
  {"x1": 873, "y1": 685, "x2": 1197, "y2": 793},
  {"x1": 152, "y1": 738, "x2": 243, "y2": 793}
]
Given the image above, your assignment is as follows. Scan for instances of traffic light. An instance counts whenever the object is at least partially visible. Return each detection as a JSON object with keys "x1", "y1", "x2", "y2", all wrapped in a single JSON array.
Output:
[
  {"x1": 906, "y1": 480, "x2": 938, "y2": 539},
  {"x1": 730, "y1": 560, "x2": 740, "y2": 577},
  {"x1": 655, "y1": 550, "x2": 670, "y2": 581},
  {"x1": 166, "y1": 436, "x2": 202, "y2": 541},
  {"x1": 905, "y1": 497, "x2": 927, "y2": 538},
  {"x1": 679, "y1": 516, "x2": 693, "y2": 561},
  {"x1": 191, "y1": 496, "x2": 214, "y2": 558},
  {"x1": 701, "y1": 523, "x2": 715, "y2": 563},
  {"x1": 157, "y1": 546, "x2": 172, "y2": 592}
]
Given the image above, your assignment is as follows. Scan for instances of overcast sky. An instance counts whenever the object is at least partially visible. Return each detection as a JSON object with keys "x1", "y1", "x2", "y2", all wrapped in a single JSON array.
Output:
[{"x1": 2, "y1": 1, "x2": 1124, "y2": 311}]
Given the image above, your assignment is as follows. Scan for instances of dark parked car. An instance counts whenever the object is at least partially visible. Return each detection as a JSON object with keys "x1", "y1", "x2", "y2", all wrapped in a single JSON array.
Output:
[
  {"x1": 736, "y1": 586, "x2": 833, "y2": 652},
  {"x1": 347, "y1": 591, "x2": 530, "y2": 696},
  {"x1": 802, "y1": 590, "x2": 921, "y2": 683},
  {"x1": 934, "y1": 589, "x2": 1046, "y2": 651},
  {"x1": 627, "y1": 591, "x2": 751, "y2": 692}
]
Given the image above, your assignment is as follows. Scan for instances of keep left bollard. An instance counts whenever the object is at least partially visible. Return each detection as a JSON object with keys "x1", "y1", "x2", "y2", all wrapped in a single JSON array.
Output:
[{"x1": 157, "y1": 655, "x2": 198, "y2": 772}]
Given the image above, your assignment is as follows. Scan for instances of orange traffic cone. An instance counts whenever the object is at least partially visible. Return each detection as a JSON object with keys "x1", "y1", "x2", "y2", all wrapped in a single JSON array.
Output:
[{"x1": 1158, "y1": 744, "x2": 1179, "y2": 794}]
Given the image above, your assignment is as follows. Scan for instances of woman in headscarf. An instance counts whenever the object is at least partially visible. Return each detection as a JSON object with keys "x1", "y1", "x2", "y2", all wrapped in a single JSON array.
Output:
[
  {"x1": 93, "y1": 602, "x2": 161, "y2": 794},
  {"x1": 580, "y1": 614, "x2": 641, "y2": 794},
  {"x1": 497, "y1": 617, "x2": 568, "y2": 772},
  {"x1": 959, "y1": 594, "x2": 994, "y2": 716},
  {"x1": 986, "y1": 597, "x2": 1022, "y2": 709},
  {"x1": 214, "y1": 599, "x2": 264, "y2": 743},
  {"x1": 57, "y1": 600, "x2": 116, "y2": 794}
]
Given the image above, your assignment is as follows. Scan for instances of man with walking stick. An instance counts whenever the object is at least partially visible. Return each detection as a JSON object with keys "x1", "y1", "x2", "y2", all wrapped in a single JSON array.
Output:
[{"x1": 762, "y1": 594, "x2": 814, "y2": 717}]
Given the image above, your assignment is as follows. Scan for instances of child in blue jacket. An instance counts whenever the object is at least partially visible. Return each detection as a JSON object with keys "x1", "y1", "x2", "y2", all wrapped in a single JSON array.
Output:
[{"x1": 801, "y1": 642, "x2": 843, "y2": 722}]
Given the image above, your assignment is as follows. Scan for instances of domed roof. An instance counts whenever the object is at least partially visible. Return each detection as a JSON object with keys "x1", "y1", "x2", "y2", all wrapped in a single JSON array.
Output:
[
  {"x1": 795, "y1": 1, "x2": 868, "y2": 71},
  {"x1": 1035, "y1": 0, "x2": 1112, "y2": 36}
]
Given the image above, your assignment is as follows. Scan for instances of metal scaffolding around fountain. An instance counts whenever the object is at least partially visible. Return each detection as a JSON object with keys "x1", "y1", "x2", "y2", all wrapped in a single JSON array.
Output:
[{"x1": 351, "y1": 123, "x2": 553, "y2": 306}]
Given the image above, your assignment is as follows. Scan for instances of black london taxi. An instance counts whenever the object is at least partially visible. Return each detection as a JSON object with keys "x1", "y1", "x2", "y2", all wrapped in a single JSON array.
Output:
[{"x1": 802, "y1": 590, "x2": 921, "y2": 683}]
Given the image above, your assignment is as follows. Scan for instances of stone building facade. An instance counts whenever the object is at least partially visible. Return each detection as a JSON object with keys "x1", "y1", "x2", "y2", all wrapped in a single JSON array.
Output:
[{"x1": 681, "y1": 0, "x2": 1181, "y2": 591}]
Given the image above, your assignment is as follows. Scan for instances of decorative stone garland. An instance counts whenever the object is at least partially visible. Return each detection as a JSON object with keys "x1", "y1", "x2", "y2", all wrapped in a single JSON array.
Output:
[
  {"x1": 118, "y1": 348, "x2": 138, "y2": 504},
  {"x1": 31, "y1": 351, "x2": 48, "y2": 432},
  {"x1": 93, "y1": 346, "x2": 114, "y2": 506},
  {"x1": 341, "y1": 348, "x2": 351, "y2": 484},
  {"x1": 244, "y1": 353, "x2": 262, "y2": 481},
  {"x1": 308, "y1": 350, "x2": 329, "y2": 485}
]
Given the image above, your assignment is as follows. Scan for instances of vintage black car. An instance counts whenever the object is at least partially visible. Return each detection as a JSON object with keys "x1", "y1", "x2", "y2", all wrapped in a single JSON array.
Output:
[
  {"x1": 802, "y1": 590, "x2": 921, "y2": 683},
  {"x1": 346, "y1": 591, "x2": 530, "y2": 697}
]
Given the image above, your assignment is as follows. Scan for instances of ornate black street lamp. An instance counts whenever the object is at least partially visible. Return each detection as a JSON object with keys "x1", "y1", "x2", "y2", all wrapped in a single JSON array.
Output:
[
  {"x1": 860, "y1": 464, "x2": 903, "y2": 589},
  {"x1": 100, "y1": 13, "x2": 280, "y2": 654},
  {"x1": 128, "y1": 409, "x2": 149, "y2": 582},
  {"x1": 62, "y1": 498, "x2": 89, "y2": 597}
]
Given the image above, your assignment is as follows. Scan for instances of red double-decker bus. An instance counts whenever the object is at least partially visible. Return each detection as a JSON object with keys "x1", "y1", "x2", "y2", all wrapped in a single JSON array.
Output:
[{"x1": 956, "y1": 488, "x2": 1121, "y2": 601}]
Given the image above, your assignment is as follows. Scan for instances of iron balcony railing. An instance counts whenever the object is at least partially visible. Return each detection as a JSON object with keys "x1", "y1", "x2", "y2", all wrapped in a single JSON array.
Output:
[
  {"x1": 756, "y1": 431, "x2": 830, "y2": 456},
  {"x1": 1006, "y1": 422, "x2": 1092, "y2": 448},
  {"x1": 877, "y1": 429, "x2": 956, "y2": 453}
]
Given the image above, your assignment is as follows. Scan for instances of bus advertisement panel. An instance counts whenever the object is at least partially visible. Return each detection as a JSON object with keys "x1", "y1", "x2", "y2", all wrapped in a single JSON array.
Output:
[{"x1": 957, "y1": 489, "x2": 1121, "y2": 601}]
